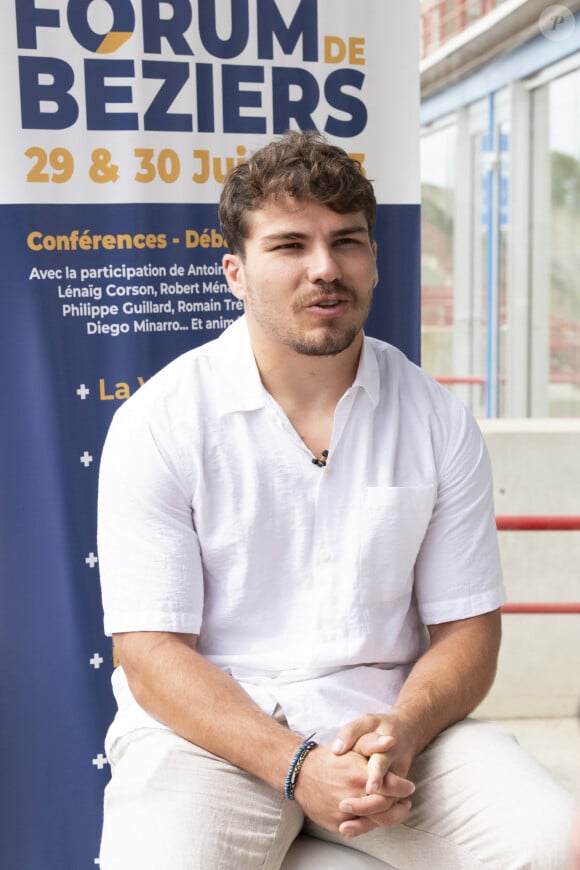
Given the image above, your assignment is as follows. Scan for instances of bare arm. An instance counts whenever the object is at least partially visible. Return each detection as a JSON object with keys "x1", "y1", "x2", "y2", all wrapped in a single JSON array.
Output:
[
  {"x1": 113, "y1": 630, "x2": 414, "y2": 833},
  {"x1": 388, "y1": 608, "x2": 502, "y2": 761},
  {"x1": 113, "y1": 630, "x2": 299, "y2": 789},
  {"x1": 331, "y1": 609, "x2": 502, "y2": 836}
]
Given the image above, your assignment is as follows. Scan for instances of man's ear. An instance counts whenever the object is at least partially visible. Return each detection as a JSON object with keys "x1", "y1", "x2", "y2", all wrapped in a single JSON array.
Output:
[{"x1": 222, "y1": 252, "x2": 246, "y2": 301}]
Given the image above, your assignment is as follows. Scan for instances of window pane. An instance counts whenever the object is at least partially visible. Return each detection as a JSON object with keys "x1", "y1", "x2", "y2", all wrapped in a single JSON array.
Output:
[
  {"x1": 498, "y1": 124, "x2": 510, "y2": 417},
  {"x1": 532, "y1": 69, "x2": 580, "y2": 416},
  {"x1": 420, "y1": 125, "x2": 456, "y2": 380}
]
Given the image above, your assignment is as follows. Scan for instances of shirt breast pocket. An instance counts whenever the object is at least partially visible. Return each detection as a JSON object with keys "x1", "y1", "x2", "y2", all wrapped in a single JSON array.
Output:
[{"x1": 358, "y1": 485, "x2": 435, "y2": 603}]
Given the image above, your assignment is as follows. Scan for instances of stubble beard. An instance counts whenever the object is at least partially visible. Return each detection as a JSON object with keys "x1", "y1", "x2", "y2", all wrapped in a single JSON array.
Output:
[
  {"x1": 286, "y1": 321, "x2": 363, "y2": 356},
  {"x1": 288, "y1": 287, "x2": 371, "y2": 357},
  {"x1": 245, "y1": 281, "x2": 373, "y2": 357}
]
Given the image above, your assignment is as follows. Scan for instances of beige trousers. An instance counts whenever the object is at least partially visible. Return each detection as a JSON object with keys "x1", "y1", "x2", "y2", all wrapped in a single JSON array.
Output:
[{"x1": 99, "y1": 718, "x2": 576, "y2": 869}]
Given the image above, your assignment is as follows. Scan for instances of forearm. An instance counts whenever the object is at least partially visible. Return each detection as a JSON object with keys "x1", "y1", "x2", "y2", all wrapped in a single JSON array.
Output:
[
  {"x1": 113, "y1": 630, "x2": 301, "y2": 791},
  {"x1": 390, "y1": 609, "x2": 502, "y2": 763},
  {"x1": 114, "y1": 630, "x2": 414, "y2": 836}
]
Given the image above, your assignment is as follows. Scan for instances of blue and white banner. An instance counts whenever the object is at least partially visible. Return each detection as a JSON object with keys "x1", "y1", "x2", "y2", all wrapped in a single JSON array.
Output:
[{"x1": 0, "y1": 2, "x2": 420, "y2": 866}]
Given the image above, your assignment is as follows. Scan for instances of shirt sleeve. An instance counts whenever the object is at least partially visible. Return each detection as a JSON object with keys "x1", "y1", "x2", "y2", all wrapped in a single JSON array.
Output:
[
  {"x1": 413, "y1": 399, "x2": 506, "y2": 625},
  {"x1": 97, "y1": 398, "x2": 204, "y2": 637}
]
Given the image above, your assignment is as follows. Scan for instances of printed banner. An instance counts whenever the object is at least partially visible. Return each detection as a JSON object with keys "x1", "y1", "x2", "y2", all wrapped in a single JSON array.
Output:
[{"x1": 0, "y1": 2, "x2": 420, "y2": 866}]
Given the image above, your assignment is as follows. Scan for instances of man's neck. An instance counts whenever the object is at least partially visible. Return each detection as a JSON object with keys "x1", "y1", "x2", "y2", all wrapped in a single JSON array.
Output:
[{"x1": 250, "y1": 331, "x2": 363, "y2": 416}]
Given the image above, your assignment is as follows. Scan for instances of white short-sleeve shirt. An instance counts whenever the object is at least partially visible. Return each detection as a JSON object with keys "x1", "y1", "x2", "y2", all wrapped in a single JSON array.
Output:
[{"x1": 98, "y1": 316, "x2": 505, "y2": 749}]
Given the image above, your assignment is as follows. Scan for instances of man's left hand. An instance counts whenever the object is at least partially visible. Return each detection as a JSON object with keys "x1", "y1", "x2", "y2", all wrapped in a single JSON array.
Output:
[{"x1": 331, "y1": 713, "x2": 416, "y2": 838}]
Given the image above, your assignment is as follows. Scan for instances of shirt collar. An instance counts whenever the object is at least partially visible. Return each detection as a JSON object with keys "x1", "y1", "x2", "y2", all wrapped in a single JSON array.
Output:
[
  {"x1": 213, "y1": 316, "x2": 267, "y2": 415},
  {"x1": 351, "y1": 333, "x2": 381, "y2": 408},
  {"x1": 213, "y1": 316, "x2": 381, "y2": 414}
]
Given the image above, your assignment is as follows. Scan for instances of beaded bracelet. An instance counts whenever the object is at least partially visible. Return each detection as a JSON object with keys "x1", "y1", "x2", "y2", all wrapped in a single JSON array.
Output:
[{"x1": 284, "y1": 732, "x2": 318, "y2": 800}]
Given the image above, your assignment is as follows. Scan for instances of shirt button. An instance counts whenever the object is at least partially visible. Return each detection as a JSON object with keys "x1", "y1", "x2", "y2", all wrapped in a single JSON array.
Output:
[{"x1": 319, "y1": 549, "x2": 332, "y2": 563}]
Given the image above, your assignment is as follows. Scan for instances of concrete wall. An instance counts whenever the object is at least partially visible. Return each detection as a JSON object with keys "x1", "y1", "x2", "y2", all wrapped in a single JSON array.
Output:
[{"x1": 474, "y1": 419, "x2": 580, "y2": 719}]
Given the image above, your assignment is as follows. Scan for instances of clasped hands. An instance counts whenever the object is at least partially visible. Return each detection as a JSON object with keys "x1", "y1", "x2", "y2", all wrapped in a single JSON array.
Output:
[{"x1": 295, "y1": 713, "x2": 415, "y2": 839}]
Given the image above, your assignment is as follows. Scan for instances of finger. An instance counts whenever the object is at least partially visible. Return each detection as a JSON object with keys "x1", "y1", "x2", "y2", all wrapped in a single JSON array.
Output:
[
  {"x1": 383, "y1": 770, "x2": 415, "y2": 799},
  {"x1": 339, "y1": 816, "x2": 376, "y2": 839},
  {"x1": 339, "y1": 799, "x2": 412, "y2": 838},
  {"x1": 339, "y1": 793, "x2": 396, "y2": 817},
  {"x1": 331, "y1": 715, "x2": 380, "y2": 754},
  {"x1": 354, "y1": 731, "x2": 395, "y2": 759},
  {"x1": 365, "y1": 752, "x2": 415, "y2": 797},
  {"x1": 366, "y1": 751, "x2": 389, "y2": 794},
  {"x1": 366, "y1": 798, "x2": 413, "y2": 829},
  {"x1": 339, "y1": 781, "x2": 414, "y2": 817},
  {"x1": 333, "y1": 730, "x2": 393, "y2": 759}
]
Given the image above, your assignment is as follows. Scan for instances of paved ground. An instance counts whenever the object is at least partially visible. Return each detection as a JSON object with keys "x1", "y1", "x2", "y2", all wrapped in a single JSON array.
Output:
[{"x1": 497, "y1": 716, "x2": 580, "y2": 794}]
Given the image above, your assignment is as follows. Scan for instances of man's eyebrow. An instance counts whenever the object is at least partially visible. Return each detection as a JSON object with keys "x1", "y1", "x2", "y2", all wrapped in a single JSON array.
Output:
[
  {"x1": 329, "y1": 224, "x2": 368, "y2": 237},
  {"x1": 260, "y1": 224, "x2": 368, "y2": 243},
  {"x1": 261, "y1": 231, "x2": 308, "y2": 242}
]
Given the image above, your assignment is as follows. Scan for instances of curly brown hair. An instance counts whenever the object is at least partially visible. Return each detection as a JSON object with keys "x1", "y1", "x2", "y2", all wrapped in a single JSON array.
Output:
[{"x1": 218, "y1": 130, "x2": 376, "y2": 255}]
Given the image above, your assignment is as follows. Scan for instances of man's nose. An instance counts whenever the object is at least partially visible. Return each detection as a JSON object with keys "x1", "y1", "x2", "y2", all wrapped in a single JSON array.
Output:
[{"x1": 307, "y1": 244, "x2": 342, "y2": 283}]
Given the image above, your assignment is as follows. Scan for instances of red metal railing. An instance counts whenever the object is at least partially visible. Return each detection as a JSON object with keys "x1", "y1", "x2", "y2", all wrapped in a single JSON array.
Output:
[
  {"x1": 435, "y1": 375, "x2": 580, "y2": 387},
  {"x1": 420, "y1": 0, "x2": 502, "y2": 59},
  {"x1": 436, "y1": 376, "x2": 485, "y2": 386},
  {"x1": 496, "y1": 516, "x2": 580, "y2": 614},
  {"x1": 497, "y1": 516, "x2": 580, "y2": 532}
]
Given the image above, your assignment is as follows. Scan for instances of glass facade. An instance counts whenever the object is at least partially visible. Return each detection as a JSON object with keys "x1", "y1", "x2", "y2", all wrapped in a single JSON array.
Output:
[
  {"x1": 531, "y1": 69, "x2": 580, "y2": 416},
  {"x1": 420, "y1": 101, "x2": 510, "y2": 418},
  {"x1": 420, "y1": 0, "x2": 511, "y2": 58},
  {"x1": 421, "y1": 55, "x2": 580, "y2": 419},
  {"x1": 420, "y1": 124, "x2": 456, "y2": 379}
]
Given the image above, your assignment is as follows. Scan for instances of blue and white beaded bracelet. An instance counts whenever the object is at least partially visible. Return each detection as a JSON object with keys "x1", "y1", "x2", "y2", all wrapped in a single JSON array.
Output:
[{"x1": 284, "y1": 732, "x2": 318, "y2": 800}]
